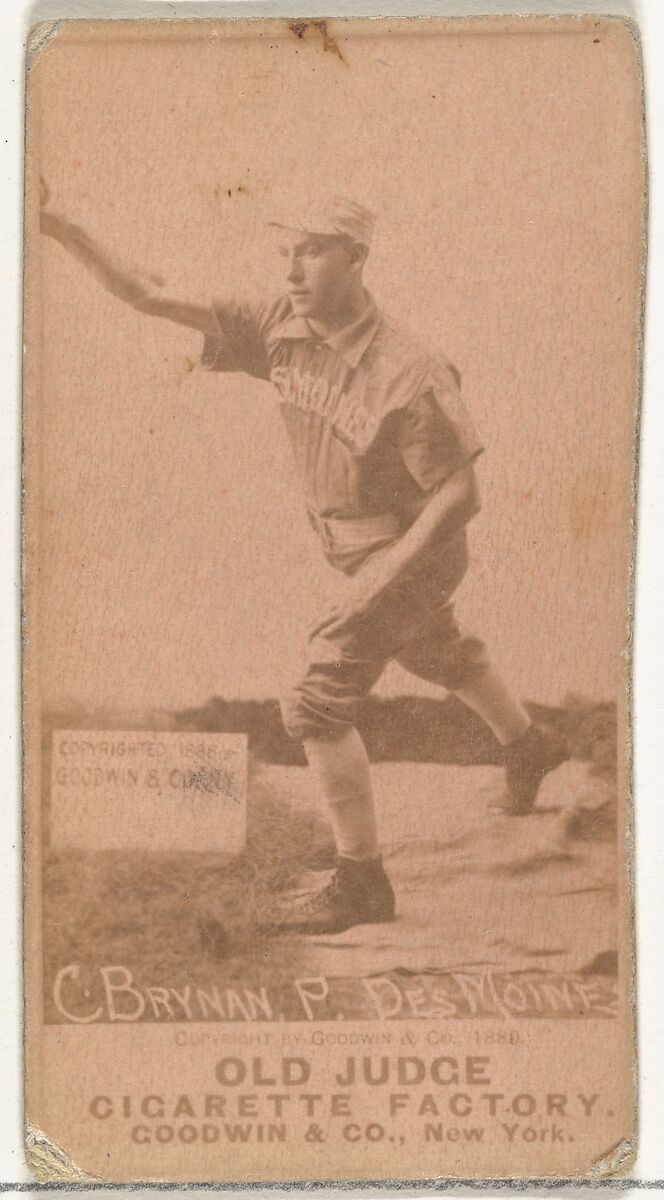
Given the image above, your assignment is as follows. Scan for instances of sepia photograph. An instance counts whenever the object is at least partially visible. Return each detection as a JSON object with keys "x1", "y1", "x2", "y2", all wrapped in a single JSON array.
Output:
[{"x1": 23, "y1": 14, "x2": 643, "y2": 1181}]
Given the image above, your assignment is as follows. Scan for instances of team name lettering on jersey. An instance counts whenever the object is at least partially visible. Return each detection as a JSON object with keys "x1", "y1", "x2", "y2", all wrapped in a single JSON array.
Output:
[{"x1": 271, "y1": 365, "x2": 380, "y2": 454}]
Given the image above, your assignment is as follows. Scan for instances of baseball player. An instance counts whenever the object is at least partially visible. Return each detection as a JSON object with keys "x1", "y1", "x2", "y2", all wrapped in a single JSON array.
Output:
[{"x1": 40, "y1": 188, "x2": 568, "y2": 935}]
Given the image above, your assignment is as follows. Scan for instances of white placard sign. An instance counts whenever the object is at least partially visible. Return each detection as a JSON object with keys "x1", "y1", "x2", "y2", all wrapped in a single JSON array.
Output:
[{"x1": 49, "y1": 730, "x2": 247, "y2": 853}]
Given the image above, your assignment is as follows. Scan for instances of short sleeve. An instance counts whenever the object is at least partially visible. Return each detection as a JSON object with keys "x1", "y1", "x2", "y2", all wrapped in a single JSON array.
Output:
[
  {"x1": 399, "y1": 361, "x2": 484, "y2": 493},
  {"x1": 201, "y1": 296, "x2": 272, "y2": 381}
]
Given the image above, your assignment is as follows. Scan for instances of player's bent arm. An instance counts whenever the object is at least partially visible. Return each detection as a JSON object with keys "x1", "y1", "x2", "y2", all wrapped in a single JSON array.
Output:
[
  {"x1": 362, "y1": 463, "x2": 481, "y2": 595},
  {"x1": 309, "y1": 465, "x2": 481, "y2": 640},
  {"x1": 40, "y1": 210, "x2": 217, "y2": 336}
]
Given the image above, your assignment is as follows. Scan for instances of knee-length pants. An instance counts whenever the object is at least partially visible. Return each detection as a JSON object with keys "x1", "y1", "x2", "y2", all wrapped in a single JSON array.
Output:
[{"x1": 280, "y1": 528, "x2": 488, "y2": 742}]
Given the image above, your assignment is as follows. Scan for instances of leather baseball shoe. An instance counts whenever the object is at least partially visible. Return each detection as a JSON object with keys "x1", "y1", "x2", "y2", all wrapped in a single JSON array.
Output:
[
  {"x1": 499, "y1": 723, "x2": 569, "y2": 816},
  {"x1": 265, "y1": 855, "x2": 396, "y2": 936}
]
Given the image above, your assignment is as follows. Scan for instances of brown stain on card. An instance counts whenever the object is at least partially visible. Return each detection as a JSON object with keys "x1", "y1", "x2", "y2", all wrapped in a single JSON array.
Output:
[{"x1": 288, "y1": 20, "x2": 347, "y2": 65}]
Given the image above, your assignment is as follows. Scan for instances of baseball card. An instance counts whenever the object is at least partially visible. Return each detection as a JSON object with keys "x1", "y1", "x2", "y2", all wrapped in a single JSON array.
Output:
[{"x1": 23, "y1": 14, "x2": 644, "y2": 1182}]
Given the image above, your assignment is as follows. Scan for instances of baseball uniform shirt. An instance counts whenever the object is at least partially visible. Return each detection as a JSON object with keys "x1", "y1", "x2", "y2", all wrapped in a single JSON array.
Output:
[{"x1": 202, "y1": 292, "x2": 489, "y2": 739}]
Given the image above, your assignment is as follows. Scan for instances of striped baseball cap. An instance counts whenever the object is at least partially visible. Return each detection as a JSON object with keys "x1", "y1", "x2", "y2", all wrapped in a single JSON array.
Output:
[{"x1": 268, "y1": 195, "x2": 376, "y2": 246}]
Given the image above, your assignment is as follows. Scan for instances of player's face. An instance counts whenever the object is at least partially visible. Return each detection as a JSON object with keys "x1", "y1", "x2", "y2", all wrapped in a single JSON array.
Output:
[{"x1": 277, "y1": 231, "x2": 360, "y2": 320}]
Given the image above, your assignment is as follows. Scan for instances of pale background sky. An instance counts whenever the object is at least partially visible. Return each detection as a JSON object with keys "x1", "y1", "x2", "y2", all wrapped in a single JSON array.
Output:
[{"x1": 33, "y1": 17, "x2": 640, "y2": 713}]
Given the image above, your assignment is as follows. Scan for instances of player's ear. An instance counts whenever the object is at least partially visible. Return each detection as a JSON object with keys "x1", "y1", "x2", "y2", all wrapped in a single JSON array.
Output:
[{"x1": 348, "y1": 241, "x2": 369, "y2": 272}]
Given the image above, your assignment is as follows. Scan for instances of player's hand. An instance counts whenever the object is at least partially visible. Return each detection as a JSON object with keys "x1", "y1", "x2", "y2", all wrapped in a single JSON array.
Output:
[{"x1": 308, "y1": 573, "x2": 384, "y2": 641}]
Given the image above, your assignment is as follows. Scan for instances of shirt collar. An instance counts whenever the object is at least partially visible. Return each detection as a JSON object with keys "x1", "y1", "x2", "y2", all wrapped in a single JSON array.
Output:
[{"x1": 269, "y1": 292, "x2": 382, "y2": 370}]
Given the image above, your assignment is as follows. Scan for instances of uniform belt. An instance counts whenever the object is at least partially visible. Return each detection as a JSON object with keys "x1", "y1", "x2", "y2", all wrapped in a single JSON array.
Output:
[{"x1": 306, "y1": 508, "x2": 403, "y2": 548}]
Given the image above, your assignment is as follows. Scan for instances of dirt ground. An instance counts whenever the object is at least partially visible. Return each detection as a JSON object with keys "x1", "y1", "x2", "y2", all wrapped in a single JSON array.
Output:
[{"x1": 42, "y1": 697, "x2": 619, "y2": 1024}]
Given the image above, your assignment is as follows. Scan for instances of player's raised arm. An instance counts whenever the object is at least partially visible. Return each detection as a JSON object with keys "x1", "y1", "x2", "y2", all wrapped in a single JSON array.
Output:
[{"x1": 39, "y1": 178, "x2": 217, "y2": 337}]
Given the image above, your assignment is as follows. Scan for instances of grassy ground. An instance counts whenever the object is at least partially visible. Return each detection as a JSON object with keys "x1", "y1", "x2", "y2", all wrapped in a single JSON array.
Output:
[
  {"x1": 43, "y1": 763, "x2": 338, "y2": 1020},
  {"x1": 42, "y1": 695, "x2": 618, "y2": 1022}
]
